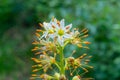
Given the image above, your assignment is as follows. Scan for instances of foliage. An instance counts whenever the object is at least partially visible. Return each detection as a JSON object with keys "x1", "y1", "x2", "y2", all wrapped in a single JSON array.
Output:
[{"x1": 0, "y1": 0, "x2": 120, "y2": 80}]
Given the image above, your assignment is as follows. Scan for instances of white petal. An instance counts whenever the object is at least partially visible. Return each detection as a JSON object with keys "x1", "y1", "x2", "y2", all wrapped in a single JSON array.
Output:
[
  {"x1": 43, "y1": 22, "x2": 49, "y2": 30},
  {"x1": 49, "y1": 34, "x2": 55, "y2": 39},
  {"x1": 58, "y1": 36, "x2": 64, "y2": 46},
  {"x1": 60, "y1": 19, "x2": 65, "y2": 28},
  {"x1": 41, "y1": 32, "x2": 48, "y2": 39},
  {"x1": 48, "y1": 23, "x2": 52, "y2": 29},
  {"x1": 40, "y1": 33, "x2": 45, "y2": 40},
  {"x1": 63, "y1": 34, "x2": 72, "y2": 38},
  {"x1": 65, "y1": 24, "x2": 72, "y2": 32},
  {"x1": 54, "y1": 18, "x2": 58, "y2": 23},
  {"x1": 52, "y1": 21, "x2": 59, "y2": 30}
]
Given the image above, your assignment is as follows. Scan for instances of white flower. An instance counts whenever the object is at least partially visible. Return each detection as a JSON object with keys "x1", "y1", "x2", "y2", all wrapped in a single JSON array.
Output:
[
  {"x1": 40, "y1": 18, "x2": 74, "y2": 46},
  {"x1": 52, "y1": 19, "x2": 73, "y2": 46},
  {"x1": 40, "y1": 22, "x2": 55, "y2": 39}
]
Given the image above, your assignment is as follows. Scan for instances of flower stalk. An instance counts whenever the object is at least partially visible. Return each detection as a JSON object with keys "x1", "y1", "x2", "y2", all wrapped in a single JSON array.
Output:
[
  {"x1": 59, "y1": 46, "x2": 65, "y2": 75},
  {"x1": 30, "y1": 17, "x2": 93, "y2": 80}
]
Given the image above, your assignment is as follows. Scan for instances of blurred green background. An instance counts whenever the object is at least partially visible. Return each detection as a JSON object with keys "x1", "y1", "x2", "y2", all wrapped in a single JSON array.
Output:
[{"x1": 0, "y1": 0, "x2": 120, "y2": 80}]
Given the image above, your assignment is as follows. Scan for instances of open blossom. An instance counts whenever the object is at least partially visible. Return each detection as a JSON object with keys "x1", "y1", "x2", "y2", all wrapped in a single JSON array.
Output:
[
  {"x1": 32, "y1": 18, "x2": 90, "y2": 54},
  {"x1": 52, "y1": 19, "x2": 73, "y2": 46},
  {"x1": 39, "y1": 18, "x2": 90, "y2": 47},
  {"x1": 40, "y1": 18, "x2": 73, "y2": 46},
  {"x1": 40, "y1": 22, "x2": 55, "y2": 39}
]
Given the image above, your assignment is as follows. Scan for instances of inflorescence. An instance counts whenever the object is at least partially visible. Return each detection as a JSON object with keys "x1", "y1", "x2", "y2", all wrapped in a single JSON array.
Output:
[{"x1": 30, "y1": 17, "x2": 93, "y2": 80}]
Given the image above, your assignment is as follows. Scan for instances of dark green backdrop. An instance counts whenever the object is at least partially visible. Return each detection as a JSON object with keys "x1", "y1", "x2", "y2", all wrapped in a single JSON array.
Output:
[{"x1": 0, "y1": 0, "x2": 120, "y2": 80}]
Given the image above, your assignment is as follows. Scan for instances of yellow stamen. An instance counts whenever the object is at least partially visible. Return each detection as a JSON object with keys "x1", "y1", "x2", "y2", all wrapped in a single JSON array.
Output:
[
  {"x1": 81, "y1": 34, "x2": 88, "y2": 38},
  {"x1": 32, "y1": 69, "x2": 39, "y2": 72},
  {"x1": 31, "y1": 58, "x2": 41, "y2": 63},
  {"x1": 58, "y1": 29, "x2": 64, "y2": 36},
  {"x1": 81, "y1": 28, "x2": 87, "y2": 32},
  {"x1": 77, "y1": 44, "x2": 82, "y2": 48},
  {"x1": 84, "y1": 41, "x2": 91, "y2": 44},
  {"x1": 57, "y1": 21, "x2": 60, "y2": 26},
  {"x1": 66, "y1": 26, "x2": 70, "y2": 29},
  {"x1": 36, "y1": 29, "x2": 43, "y2": 32},
  {"x1": 32, "y1": 74, "x2": 37, "y2": 77},
  {"x1": 31, "y1": 48, "x2": 37, "y2": 51},
  {"x1": 43, "y1": 51, "x2": 46, "y2": 54},
  {"x1": 35, "y1": 52, "x2": 41, "y2": 55},
  {"x1": 32, "y1": 41, "x2": 39, "y2": 45},
  {"x1": 52, "y1": 25, "x2": 55, "y2": 28},
  {"x1": 32, "y1": 65, "x2": 37, "y2": 68},
  {"x1": 48, "y1": 29, "x2": 54, "y2": 34},
  {"x1": 39, "y1": 23, "x2": 43, "y2": 27},
  {"x1": 52, "y1": 16, "x2": 54, "y2": 21},
  {"x1": 30, "y1": 77, "x2": 35, "y2": 80},
  {"x1": 31, "y1": 47, "x2": 39, "y2": 51},
  {"x1": 35, "y1": 33, "x2": 40, "y2": 37}
]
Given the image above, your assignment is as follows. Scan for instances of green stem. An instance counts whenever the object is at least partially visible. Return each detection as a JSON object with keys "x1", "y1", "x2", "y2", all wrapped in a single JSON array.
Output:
[
  {"x1": 55, "y1": 62, "x2": 61, "y2": 70},
  {"x1": 60, "y1": 46, "x2": 65, "y2": 75}
]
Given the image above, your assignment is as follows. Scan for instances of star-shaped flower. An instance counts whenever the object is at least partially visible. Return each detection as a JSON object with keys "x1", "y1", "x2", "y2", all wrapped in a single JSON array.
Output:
[{"x1": 52, "y1": 19, "x2": 73, "y2": 46}]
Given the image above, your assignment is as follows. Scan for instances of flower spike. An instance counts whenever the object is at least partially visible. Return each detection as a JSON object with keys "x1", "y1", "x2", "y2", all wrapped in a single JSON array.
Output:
[{"x1": 31, "y1": 18, "x2": 93, "y2": 80}]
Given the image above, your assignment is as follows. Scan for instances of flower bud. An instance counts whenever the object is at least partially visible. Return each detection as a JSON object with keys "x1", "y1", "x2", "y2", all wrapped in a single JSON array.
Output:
[
  {"x1": 72, "y1": 76, "x2": 80, "y2": 80},
  {"x1": 54, "y1": 72, "x2": 60, "y2": 79},
  {"x1": 59, "y1": 74, "x2": 67, "y2": 80}
]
